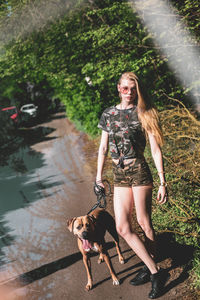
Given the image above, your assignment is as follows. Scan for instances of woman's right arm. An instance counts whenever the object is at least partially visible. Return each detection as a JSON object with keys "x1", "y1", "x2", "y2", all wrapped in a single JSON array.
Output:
[{"x1": 96, "y1": 130, "x2": 109, "y2": 183}]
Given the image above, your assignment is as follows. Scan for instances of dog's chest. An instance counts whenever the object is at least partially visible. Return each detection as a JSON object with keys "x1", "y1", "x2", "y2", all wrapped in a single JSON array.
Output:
[{"x1": 84, "y1": 243, "x2": 99, "y2": 253}]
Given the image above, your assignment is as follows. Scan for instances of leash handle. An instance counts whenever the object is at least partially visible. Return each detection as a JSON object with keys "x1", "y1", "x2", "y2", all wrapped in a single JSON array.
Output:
[
  {"x1": 94, "y1": 182, "x2": 105, "y2": 197},
  {"x1": 93, "y1": 179, "x2": 111, "y2": 197},
  {"x1": 87, "y1": 180, "x2": 111, "y2": 215}
]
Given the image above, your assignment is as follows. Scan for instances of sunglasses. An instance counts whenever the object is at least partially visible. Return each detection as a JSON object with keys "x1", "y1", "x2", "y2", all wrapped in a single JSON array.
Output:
[{"x1": 119, "y1": 86, "x2": 136, "y2": 94}]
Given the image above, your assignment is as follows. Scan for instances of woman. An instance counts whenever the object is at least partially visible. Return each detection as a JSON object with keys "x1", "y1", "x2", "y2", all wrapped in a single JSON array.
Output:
[{"x1": 96, "y1": 72, "x2": 167, "y2": 299}]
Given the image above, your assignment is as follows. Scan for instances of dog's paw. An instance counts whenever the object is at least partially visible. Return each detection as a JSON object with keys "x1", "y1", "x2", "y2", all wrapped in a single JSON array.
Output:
[
  {"x1": 98, "y1": 257, "x2": 104, "y2": 264},
  {"x1": 85, "y1": 283, "x2": 92, "y2": 291},
  {"x1": 119, "y1": 257, "x2": 125, "y2": 264},
  {"x1": 98, "y1": 253, "x2": 104, "y2": 264},
  {"x1": 112, "y1": 278, "x2": 120, "y2": 286}
]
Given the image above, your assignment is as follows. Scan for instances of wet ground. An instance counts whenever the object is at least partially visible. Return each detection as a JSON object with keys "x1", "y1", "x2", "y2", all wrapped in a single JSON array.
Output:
[{"x1": 0, "y1": 112, "x2": 197, "y2": 299}]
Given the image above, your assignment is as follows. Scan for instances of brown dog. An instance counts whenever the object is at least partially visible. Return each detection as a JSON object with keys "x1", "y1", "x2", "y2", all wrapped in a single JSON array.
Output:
[{"x1": 67, "y1": 208, "x2": 124, "y2": 291}]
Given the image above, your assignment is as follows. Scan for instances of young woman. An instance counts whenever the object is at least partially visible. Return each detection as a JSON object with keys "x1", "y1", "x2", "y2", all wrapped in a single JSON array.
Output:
[{"x1": 96, "y1": 72, "x2": 168, "y2": 299}]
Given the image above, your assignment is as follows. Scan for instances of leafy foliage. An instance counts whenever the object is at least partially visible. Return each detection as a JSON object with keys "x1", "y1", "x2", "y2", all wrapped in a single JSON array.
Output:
[{"x1": 153, "y1": 98, "x2": 200, "y2": 246}]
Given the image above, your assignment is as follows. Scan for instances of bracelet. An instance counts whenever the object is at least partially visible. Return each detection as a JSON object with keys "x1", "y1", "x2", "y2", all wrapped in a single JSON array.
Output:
[{"x1": 160, "y1": 182, "x2": 167, "y2": 187}]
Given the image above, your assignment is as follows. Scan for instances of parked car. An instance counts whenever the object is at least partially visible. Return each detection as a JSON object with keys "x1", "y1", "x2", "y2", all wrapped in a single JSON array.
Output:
[
  {"x1": 1, "y1": 106, "x2": 20, "y2": 126},
  {"x1": 20, "y1": 104, "x2": 38, "y2": 118}
]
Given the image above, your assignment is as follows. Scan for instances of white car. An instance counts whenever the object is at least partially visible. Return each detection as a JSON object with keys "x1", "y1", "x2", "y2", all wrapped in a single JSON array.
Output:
[{"x1": 20, "y1": 104, "x2": 38, "y2": 117}]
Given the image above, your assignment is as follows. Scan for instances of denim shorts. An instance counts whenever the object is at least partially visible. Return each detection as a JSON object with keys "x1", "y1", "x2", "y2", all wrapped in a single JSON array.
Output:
[{"x1": 112, "y1": 158, "x2": 153, "y2": 187}]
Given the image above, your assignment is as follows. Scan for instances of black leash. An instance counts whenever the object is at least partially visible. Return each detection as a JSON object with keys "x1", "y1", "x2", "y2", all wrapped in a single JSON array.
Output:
[{"x1": 87, "y1": 179, "x2": 111, "y2": 215}]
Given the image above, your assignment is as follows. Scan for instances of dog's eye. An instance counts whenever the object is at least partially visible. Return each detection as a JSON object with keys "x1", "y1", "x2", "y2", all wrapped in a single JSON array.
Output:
[
  {"x1": 77, "y1": 225, "x2": 82, "y2": 230},
  {"x1": 86, "y1": 223, "x2": 90, "y2": 228}
]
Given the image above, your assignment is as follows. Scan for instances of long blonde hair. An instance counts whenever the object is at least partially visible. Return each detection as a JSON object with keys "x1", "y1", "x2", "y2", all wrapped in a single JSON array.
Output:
[{"x1": 118, "y1": 72, "x2": 164, "y2": 146}]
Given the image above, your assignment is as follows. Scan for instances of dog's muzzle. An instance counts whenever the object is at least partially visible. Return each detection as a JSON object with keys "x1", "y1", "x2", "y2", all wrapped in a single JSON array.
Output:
[{"x1": 82, "y1": 231, "x2": 89, "y2": 239}]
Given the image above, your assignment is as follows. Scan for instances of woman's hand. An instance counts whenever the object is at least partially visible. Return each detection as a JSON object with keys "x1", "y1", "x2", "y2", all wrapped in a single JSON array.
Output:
[
  {"x1": 157, "y1": 185, "x2": 168, "y2": 204},
  {"x1": 95, "y1": 179, "x2": 105, "y2": 188}
]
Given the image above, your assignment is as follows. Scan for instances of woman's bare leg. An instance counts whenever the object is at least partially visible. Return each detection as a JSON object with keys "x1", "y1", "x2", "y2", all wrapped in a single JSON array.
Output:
[
  {"x1": 133, "y1": 185, "x2": 156, "y2": 259},
  {"x1": 113, "y1": 186, "x2": 158, "y2": 274}
]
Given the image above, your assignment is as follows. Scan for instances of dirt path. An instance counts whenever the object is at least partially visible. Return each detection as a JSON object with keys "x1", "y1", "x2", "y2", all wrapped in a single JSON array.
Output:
[{"x1": 0, "y1": 112, "x2": 195, "y2": 299}]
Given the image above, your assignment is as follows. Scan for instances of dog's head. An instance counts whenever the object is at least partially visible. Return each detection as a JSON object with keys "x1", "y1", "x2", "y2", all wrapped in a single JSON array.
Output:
[{"x1": 67, "y1": 215, "x2": 96, "y2": 240}]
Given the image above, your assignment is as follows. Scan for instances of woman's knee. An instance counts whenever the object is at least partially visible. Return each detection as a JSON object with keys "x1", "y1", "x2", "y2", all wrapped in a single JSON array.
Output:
[
  {"x1": 137, "y1": 218, "x2": 153, "y2": 235},
  {"x1": 116, "y1": 224, "x2": 131, "y2": 238}
]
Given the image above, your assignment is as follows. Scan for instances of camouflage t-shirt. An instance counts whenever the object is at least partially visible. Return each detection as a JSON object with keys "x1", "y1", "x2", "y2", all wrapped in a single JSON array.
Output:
[{"x1": 98, "y1": 105, "x2": 146, "y2": 159}]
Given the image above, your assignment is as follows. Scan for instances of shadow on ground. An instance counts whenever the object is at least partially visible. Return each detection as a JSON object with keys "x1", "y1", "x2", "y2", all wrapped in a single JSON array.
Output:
[
  {"x1": 2, "y1": 242, "x2": 117, "y2": 288},
  {"x1": 156, "y1": 232, "x2": 195, "y2": 297},
  {"x1": 0, "y1": 114, "x2": 64, "y2": 264},
  {"x1": 0, "y1": 235, "x2": 195, "y2": 297},
  {"x1": 19, "y1": 126, "x2": 56, "y2": 146}
]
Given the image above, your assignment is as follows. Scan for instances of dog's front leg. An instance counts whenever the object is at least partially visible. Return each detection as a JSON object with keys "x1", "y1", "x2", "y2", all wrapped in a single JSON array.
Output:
[
  {"x1": 103, "y1": 252, "x2": 120, "y2": 286},
  {"x1": 82, "y1": 253, "x2": 93, "y2": 291},
  {"x1": 98, "y1": 252, "x2": 104, "y2": 264},
  {"x1": 114, "y1": 241, "x2": 125, "y2": 264}
]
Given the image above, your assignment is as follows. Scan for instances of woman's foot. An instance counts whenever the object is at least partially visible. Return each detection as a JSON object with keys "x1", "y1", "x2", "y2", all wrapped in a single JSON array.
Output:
[
  {"x1": 149, "y1": 268, "x2": 166, "y2": 299},
  {"x1": 129, "y1": 265, "x2": 150, "y2": 286}
]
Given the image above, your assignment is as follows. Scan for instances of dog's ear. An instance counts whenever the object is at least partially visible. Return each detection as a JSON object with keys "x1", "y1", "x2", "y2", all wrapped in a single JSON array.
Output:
[{"x1": 67, "y1": 218, "x2": 76, "y2": 232}]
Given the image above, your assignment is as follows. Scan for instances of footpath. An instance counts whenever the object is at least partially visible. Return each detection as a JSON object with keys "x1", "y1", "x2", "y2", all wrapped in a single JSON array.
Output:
[{"x1": 0, "y1": 112, "x2": 196, "y2": 300}]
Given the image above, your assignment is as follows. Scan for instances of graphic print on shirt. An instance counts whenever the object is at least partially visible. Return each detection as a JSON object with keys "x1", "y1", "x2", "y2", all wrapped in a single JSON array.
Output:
[{"x1": 98, "y1": 106, "x2": 146, "y2": 159}]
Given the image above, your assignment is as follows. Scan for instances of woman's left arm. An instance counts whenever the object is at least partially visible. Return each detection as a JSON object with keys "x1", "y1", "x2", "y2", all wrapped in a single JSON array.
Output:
[{"x1": 148, "y1": 132, "x2": 168, "y2": 204}]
